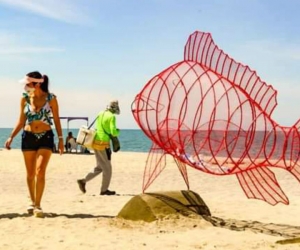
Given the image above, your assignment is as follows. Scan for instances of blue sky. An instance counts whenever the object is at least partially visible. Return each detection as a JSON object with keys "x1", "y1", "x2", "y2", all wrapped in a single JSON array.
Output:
[{"x1": 0, "y1": 0, "x2": 300, "y2": 129}]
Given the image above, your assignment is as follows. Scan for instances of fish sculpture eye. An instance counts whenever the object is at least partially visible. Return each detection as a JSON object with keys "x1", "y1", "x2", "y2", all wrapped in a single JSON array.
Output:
[{"x1": 132, "y1": 31, "x2": 300, "y2": 206}]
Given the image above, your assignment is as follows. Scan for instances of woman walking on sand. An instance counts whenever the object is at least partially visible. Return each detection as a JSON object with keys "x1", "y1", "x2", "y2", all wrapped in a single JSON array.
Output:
[{"x1": 4, "y1": 71, "x2": 64, "y2": 217}]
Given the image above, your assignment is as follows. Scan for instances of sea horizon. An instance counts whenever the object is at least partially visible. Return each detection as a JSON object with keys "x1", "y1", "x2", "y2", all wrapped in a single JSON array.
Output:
[{"x1": 0, "y1": 128, "x2": 152, "y2": 153}]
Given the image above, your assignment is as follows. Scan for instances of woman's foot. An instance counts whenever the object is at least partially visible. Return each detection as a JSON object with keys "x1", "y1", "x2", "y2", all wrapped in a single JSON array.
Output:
[
  {"x1": 27, "y1": 204, "x2": 35, "y2": 215},
  {"x1": 34, "y1": 207, "x2": 44, "y2": 218}
]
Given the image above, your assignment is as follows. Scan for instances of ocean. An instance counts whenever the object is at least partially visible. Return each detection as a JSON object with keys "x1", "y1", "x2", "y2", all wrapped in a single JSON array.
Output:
[
  {"x1": 0, "y1": 128, "x2": 291, "y2": 159},
  {"x1": 0, "y1": 128, "x2": 152, "y2": 153}
]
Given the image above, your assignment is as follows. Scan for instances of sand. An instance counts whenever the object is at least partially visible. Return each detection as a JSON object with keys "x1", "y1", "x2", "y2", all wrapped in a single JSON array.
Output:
[{"x1": 0, "y1": 149, "x2": 299, "y2": 250}]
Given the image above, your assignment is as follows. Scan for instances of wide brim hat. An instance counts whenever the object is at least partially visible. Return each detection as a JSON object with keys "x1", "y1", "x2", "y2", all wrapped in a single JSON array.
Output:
[{"x1": 107, "y1": 100, "x2": 120, "y2": 114}]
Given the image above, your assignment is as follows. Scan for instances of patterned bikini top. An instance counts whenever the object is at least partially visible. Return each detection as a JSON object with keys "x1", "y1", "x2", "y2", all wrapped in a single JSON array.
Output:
[{"x1": 23, "y1": 92, "x2": 55, "y2": 125}]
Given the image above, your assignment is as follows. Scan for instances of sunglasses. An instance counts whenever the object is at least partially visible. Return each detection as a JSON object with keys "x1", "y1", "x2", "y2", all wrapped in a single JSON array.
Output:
[{"x1": 26, "y1": 82, "x2": 38, "y2": 87}]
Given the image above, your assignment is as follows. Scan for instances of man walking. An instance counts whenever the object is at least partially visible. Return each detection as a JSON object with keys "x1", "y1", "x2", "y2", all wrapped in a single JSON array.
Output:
[{"x1": 77, "y1": 100, "x2": 120, "y2": 195}]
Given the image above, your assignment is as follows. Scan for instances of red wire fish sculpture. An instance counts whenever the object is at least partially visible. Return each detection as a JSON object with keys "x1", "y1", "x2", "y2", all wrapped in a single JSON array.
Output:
[{"x1": 131, "y1": 31, "x2": 300, "y2": 205}]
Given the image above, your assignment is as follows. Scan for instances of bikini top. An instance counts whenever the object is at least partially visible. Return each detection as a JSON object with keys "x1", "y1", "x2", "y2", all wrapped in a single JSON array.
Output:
[{"x1": 23, "y1": 93, "x2": 55, "y2": 125}]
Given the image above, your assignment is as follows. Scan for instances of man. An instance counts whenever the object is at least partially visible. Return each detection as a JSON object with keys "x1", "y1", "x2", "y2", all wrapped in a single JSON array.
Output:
[
  {"x1": 77, "y1": 100, "x2": 120, "y2": 195},
  {"x1": 65, "y1": 131, "x2": 75, "y2": 152}
]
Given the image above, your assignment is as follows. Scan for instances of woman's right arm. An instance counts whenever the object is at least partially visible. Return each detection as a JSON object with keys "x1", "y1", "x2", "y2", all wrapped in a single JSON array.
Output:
[{"x1": 4, "y1": 97, "x2": 27, "y2": 149}]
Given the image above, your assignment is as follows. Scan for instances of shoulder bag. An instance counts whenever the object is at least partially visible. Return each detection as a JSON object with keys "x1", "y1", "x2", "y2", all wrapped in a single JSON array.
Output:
[{"x1": 76, "y1": 117, "x2": 98, "y2": 148}]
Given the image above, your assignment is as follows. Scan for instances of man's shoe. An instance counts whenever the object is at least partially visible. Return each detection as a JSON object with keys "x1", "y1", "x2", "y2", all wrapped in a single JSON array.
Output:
[
  {"x1": 100, "y1": 190, "x2": 116, "y2": 195},
  {"x1": 77, "y1": 179, "x2": 86, "y2": 193}
]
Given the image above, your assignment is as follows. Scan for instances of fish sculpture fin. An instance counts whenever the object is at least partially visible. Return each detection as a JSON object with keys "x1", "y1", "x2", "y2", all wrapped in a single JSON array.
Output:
[
  {"x1": 142, "y1": 143, "x2": 167, "y2": 192},
  {"x1": 184, "y1": 31, "x2": 277, "y2": 116},
  {"x1": 173, "y1": 158, "x2": 190, "y2": 189},
  {"x1": 236, "y1": 167, "x2": 289, "y2": 205}
]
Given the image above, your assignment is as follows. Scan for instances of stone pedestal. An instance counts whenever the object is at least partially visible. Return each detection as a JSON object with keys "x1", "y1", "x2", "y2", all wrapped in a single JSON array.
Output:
[{"x1": 117, "y1": 190, "x2": 211, "y2": 222}]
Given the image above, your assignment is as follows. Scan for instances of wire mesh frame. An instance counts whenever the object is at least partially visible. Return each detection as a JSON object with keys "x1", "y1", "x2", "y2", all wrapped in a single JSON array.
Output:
[{"x1": 132, "y1": 31, "x2": 300, "y2": 205}]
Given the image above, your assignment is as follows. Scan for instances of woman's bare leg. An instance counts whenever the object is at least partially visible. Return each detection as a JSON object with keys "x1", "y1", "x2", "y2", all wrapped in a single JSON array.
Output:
[
  {"x1": 35, "y1": 149, "x2": 52, "y2": 208},
  {"x1": 22, "y1": 151, "x2": 37, "y2": 205}
]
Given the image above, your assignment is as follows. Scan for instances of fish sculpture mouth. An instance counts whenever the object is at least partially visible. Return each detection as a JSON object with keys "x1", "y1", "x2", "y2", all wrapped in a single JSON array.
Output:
[
  {"x1": 132, "y1": 94, "x2": 165, "y2": 114},
  {"x1": 132, "y1": 30, "x2": 300, "y2": 206}
]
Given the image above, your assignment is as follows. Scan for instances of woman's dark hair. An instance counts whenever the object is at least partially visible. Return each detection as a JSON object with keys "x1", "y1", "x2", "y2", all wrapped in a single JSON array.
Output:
[{"x1": 27, "y1": 71, "x2": 49, "y2": 93}]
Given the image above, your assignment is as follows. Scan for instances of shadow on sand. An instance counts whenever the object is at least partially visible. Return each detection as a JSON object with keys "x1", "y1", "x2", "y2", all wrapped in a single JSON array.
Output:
[{"x1": 0, "y1": 213, "x2": 114, "y2": 219}]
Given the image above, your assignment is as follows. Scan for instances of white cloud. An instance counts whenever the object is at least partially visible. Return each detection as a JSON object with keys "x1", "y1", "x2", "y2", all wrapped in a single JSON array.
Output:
[
  {"x1": 0, "y1": 0, "x2": 91, "y2": 24},
  {"x1": 0, "y1": 32, "x2": 63, "y2": 56},
  {"x1": 1, "y1": 73, "x2": 298, "y2": 129},
  {"x1": 0, "y1": 33, "x2": 12, "y2": 44},
  {"x1": 0, "y1": 77, "x2": 139, "y2": 129},
  {"x1": 54, "y1": 86, "x2": 138, "y2": 129},
  {"x1": 0, "y1": 78, "x2": 22, "y2": 127}
]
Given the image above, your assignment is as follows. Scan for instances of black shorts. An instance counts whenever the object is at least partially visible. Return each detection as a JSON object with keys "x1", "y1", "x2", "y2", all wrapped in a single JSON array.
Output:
[{"x1": 21, "y1": 130, "x2": 54, "y2": 151}]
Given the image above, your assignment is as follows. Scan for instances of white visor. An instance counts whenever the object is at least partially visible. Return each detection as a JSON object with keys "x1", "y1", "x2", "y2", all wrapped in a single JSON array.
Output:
[{"x1": 19, "y1": 76, "x2": 44, "y2": 84}]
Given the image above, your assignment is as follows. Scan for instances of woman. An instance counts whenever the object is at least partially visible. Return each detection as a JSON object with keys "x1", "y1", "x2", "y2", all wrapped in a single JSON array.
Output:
[{"x1": 4, "y1": 71, "x2": 64, "y2": 218}]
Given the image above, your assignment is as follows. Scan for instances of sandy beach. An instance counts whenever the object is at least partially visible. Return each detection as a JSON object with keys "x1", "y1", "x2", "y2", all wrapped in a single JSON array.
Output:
[{"x1": 0, "y1": 149, "x2": 299, "y2": 250}]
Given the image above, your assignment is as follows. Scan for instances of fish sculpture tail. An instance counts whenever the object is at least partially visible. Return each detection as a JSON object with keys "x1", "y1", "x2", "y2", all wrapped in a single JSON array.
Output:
[
  {"x1": 236, "y1": 120, "x2": 300, "y2": 205},
  {"x1": 290, "y1": 164, "x2": 300, "y2": 184},
  {"x1": 287, "y1": 120, "x2": 300, "y2": 182}
]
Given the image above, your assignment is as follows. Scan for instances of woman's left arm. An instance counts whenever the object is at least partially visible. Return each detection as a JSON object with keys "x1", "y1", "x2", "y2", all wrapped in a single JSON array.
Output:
[{"x1": 50, "y1": 96, "x2": 64, "y2": 155}]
